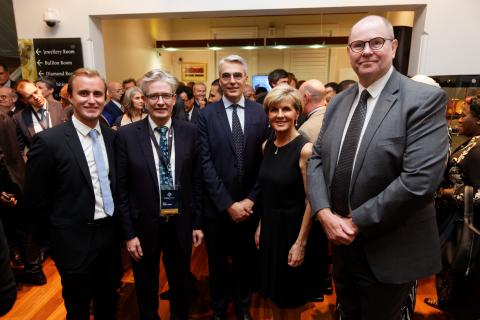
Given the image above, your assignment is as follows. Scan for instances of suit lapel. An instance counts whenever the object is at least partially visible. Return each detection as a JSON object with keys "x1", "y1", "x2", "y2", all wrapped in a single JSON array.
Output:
[
  {"x1": 243, "y1": 101, "x2": 253, "y2": 152},
  {"x1": 328, "y1": 88, "x2": 358, "y2": 183},
  {"x1": 216, "y1": 101, "x2": 235, "y2": 153},
  {"x1": 23, "y1": 107, "x2": 36, "y2": 138},
  {"x1": 172, "y1": 120, "x2": 185, "y2": 183},
  {"x1": 100, "y1": 124, "x2": 115, "y2": 183},
  {"x1": 48, "y1": 103, "x2": 63, "y2": 126},
  {"x1": 64, "y1": 120, "x2": 94, "y2": 191},
  {"x1": 137, "y1": 118, "x2": 160, "y2": 191},
  {"x1": 350, "y1": 71, "x2": 400, "y2": 190}
]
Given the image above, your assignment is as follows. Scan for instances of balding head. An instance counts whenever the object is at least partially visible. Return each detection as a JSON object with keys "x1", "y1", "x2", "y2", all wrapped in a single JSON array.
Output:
[
  {"x1": 107, "y1": 81, "x2": 123, "y2": 102},
  {"x1": 299, "y1": 79, "x2": 326, "y2": 115}
]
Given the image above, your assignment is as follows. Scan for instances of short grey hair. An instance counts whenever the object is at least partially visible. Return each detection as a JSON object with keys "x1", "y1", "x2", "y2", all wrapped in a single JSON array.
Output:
[
  {"x1": 218, "y1": 55, "x2": 248, "y2": 76},
  {"x1": 140, "y1": 69, "x2": 178, "y2": 94}
]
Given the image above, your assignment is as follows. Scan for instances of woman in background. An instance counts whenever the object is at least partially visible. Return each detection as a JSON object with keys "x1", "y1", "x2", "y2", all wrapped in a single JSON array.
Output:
[{"x1": 113, "y1": 86, "x2": 146, "y2": 129}]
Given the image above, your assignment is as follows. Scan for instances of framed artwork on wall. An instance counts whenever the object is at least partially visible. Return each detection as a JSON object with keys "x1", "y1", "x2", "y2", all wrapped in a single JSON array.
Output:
[{"x1": 181, "y1": 63, "x2": 207, "y2": 82}]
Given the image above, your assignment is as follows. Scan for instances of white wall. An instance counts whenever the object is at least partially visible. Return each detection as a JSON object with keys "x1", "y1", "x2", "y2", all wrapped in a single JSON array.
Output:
[{"x1": 12, "y1": 0, "x2": 480, "y2": 79}]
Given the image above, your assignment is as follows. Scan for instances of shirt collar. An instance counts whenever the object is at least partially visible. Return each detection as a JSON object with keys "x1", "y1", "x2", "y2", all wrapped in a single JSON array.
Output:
[
  {"x1": 72, "y1": 114, "x2": 102, "y2": 137},
  {"x1": 358, "y1": 66, "x2": 394, "y2": 99},
  {"x1": 307, "y1": 105, "x2": 326, "y2": 118},
  {"x1": 222, "y1": 95, "x2": 245, "y2": 109},
  {"x1": 111, "y1": 99, "x2": 122, "y2": 108},
  {"x1": 32, "y1": 100, "x2": 48, "y2": 113},
  {"x1": 148, "y1": 116, "x2": 172, "y2": 131}
]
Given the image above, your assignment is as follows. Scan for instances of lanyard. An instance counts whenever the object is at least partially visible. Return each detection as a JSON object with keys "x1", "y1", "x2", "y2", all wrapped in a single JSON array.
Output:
[
  {"x1": 148, "y1": 125, "x2": 173, "y2": 172},
  {"x1": 32, "y1": 108, "x2": 49, "y2": 130}
]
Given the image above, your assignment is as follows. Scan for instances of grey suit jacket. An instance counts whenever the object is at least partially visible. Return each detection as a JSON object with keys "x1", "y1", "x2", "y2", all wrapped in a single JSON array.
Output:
[
  {"x1": 299, "y1": 106, "x2": 326, "y2": 143},
  {"x1": 307, "y1": 69, "x2": 449, "y2": 284}
]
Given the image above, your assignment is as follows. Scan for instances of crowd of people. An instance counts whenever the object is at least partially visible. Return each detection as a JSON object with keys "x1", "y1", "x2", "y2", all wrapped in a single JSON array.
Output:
[{"x1": 0, "y1": 14, "x2": 478, "y2": 320}]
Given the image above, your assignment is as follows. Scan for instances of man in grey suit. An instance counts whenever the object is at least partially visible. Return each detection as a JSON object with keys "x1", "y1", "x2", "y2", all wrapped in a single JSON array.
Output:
[{"x1": 307, "y1": 15, "x2": 449, "y2": 319}]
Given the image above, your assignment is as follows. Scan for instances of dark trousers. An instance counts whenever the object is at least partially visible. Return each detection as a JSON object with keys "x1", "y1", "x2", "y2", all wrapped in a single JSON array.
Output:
[
  {"x1": 333, "y1": 239, "x2": 413, "y2": 320},
  {"x1": 131, "y1": 220, "x2": 189, "y2": 320},
  {"x1": 204, "y1": 216, "x2": 256, "y2": 316},
  {"x1": 58, "y1": 222, "x2": 121, "y2": 320}
]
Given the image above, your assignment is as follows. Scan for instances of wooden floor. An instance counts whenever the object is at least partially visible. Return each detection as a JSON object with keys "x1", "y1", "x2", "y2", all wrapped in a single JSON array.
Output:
[{"x1": 2, "y1": 243, "x2": 453, "y2": 319}]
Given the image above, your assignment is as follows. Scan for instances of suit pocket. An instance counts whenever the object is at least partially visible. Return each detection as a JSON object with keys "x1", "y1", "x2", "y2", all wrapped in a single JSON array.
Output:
[{"x1": 377, "y1": 136, "x2": 405, "y2": 146}]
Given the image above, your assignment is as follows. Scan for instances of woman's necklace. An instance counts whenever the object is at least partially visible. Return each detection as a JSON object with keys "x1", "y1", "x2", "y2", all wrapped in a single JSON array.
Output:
[{"x1": 274, "y1": 133, "x2": 298, "y2": 155}]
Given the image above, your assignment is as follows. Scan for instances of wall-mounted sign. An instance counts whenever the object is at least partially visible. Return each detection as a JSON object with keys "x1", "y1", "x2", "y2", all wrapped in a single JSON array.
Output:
[
  {"x1": 33, "y1": 38, "x2": 83, "y2": 89},
  {"x1": 181, "y1": 63, "x2": 207, "y2": 82}
]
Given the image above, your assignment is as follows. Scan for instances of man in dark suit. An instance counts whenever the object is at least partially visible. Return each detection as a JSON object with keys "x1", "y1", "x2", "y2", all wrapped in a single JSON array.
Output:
[
  {"x1": 24, "y1": 68, "x2": 122, "y2": 320},
  {"x1": 307, "y1": 16, "x2": 449, "y2": 319},
  {"x1": 102, "y1": 81, "x2": 124, "y2": 126},
  {"x1": 198, "y1": 55, "x2": 268, "y2": 320},
  {"x1": 174, "y1": 85, "x2": 200, "y2": 124},
  {"x1": 14, "y1": 80, "x2": 65, "y2": 153},
  {"x1": 116, "y1": 69, "x2": 203, "y2": 320},
  {"x1": 192, "y1": 82, "x2": 207, "y2": 109}
]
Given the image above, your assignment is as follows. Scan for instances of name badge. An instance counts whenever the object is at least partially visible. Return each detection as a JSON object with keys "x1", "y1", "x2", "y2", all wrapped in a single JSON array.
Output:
[{"x1": 160, "y1": 189, "x2": 179, "y2": 215}]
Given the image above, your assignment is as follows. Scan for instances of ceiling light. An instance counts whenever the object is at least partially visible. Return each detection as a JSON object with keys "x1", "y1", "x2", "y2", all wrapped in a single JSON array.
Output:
[
  {"x1": 242, "y1": 46, "x2": 256, "y2": 50},
  {"x1": 309, "y1": 44, "x2": 325, "y2": 49},
  {"x1": 208, "y1": 46, "x2": 222, "y2": 51},
  {"x1": 164, "y1": 47, "x2": 179, "y2": 51},
  {"x1": 273, "y1": 45, "x2": 288, "y2": 50}
]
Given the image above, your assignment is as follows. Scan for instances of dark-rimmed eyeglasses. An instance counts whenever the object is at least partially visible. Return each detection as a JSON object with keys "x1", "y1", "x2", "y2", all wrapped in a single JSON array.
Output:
[
  {"x1": 145, "y1": 93, "x2": 174, "y2": 103},
  {"x1": 348, "y1": 37, "x2": 394, "y2": 53},
  {"x1": 221, "y1": 72, "x2": 244, "y2": 81}
]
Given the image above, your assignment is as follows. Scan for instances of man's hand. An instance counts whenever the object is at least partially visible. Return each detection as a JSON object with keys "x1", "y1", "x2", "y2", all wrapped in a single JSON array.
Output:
[
  {"x1": 192, "y1": 229, "x2": 204, "y2": 247},
  {"x1": 0, "y1": 192, "x2": 17, "y2": 208},
  {"x1": 239, "y1": 198, "x2": 254, "y2": 214},
  {"x1": 316, "y1": 208, "x2": 357, "y2": 245},
  {"x1": 227, "y1": 202, "x2": 251, "y2": 223},
  {"x1": 126, "y1": 237, "x2": 143, "y2": 262}
]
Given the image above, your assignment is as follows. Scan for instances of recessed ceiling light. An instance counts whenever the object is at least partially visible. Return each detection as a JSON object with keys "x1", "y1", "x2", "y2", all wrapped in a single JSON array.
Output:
[
  {"x1": 273, "y1": 45, "x2": 288, "y2": 50},
  {"x1": 309, "y1": 44, "x2": 325, "y2": 49},
  {"x1": 209, "y1": 46, "x2": 222, "y2": 51},
  {"x1": 164, "y1": 47, "x2": 179, "y2": 51},
  {"x1": 242, "y1": 46, "x2": 256, "y2": 50}
]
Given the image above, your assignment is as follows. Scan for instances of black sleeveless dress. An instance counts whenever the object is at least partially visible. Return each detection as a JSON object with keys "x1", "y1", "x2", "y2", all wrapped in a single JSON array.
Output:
[{"x1": 258, "y1": 134, "x2": 310, "y2": 308}]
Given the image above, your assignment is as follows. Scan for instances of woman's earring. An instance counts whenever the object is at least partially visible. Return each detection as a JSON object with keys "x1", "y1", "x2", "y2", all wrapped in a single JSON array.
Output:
[{"x1": 295, "y1": 118, "x2": 298, "y2": 127}]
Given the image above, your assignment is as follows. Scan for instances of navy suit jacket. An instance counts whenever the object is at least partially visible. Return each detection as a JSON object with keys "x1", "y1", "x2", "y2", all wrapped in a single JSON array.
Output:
[
  {"x1": 175, "y1": 105, "x2": 200, "y2": 124},
  {"x1": 116, "y1": 118, "x2": 202, "y2": 254},
  {"x1": 102, "y1": 100, "x2": 124, "y2": 126},
  {"x1": 23, "y1": 120, "x2": 119, "y2": 271},
  {"x1": 198, "y1": 99, "x2": 268, "y2": 220}
]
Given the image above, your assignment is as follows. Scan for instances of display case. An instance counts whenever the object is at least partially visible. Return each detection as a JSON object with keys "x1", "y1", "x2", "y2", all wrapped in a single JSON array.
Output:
[{"x1": 433, "y1": 75, "x2": 480, "y2": 137}]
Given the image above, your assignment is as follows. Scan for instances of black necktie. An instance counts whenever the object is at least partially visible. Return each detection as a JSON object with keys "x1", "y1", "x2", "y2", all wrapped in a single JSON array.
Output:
[
  {"x1": 330, "y1": 90, "x2": 370, "y2": 216},
  {"x1": 231, "y1": 104, "x2": 245, "y2": 178}
]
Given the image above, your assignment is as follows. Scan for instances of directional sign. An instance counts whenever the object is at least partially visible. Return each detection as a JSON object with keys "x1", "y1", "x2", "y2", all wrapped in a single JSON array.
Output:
[{"x1": 33, "y1": 38, "x2": 84, "y2": 97}]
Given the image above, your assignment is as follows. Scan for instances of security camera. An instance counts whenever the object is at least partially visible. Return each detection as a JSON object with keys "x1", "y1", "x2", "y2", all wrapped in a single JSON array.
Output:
[{"x1": 44, "y1": 8, "x2": 60, "y2": 28}]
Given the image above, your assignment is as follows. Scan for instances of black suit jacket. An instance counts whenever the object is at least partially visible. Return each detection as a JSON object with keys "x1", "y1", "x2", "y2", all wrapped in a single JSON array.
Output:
[
  {"x1": 0, "y1": 111, "x2": 24, "y2": 194},
  {"x1": 175, "y1": 105, "x2": 200, "y2": 124},
  {"x1": 102, "y1": 100, "x2": 124, "y2": 126},
  {"x1": 198, "y1": 99, "x2": 268, "y2": 220},
  {"x1": 13, "y1": 102, "x2": 65, "y2": 151},
  {"x1": 116, "y1": 118, "x2": 202, "y2": 255},
  {"x1": 24, "y1": 120, "x2": 118, "y2": 271}
]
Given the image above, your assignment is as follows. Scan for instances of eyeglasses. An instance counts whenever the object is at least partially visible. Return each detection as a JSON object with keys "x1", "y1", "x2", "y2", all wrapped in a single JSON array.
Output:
[
  {"x1": 0, "y1": 95, "x2": 9, "y2": 100},
  {"x1": 221, "y1": 72, "x2": 244, "y2": 81},
  {"x1": 348, "y1": 37, "x2": 394, "y2": 53},
  {"x1": 145, "y1": 93, "x2": 174, "y2": 103}
]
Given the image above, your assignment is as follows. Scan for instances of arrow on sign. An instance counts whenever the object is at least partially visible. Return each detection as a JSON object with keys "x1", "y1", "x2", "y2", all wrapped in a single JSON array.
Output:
[
  {"x1": 37, "y1": 60, "x2": 43, "y2": 67},
  {"x1": 38, "y1": 71, "x2": 44, "y2": 77},
  {"x1": 36, "y1": 48, "x2": 41, "y2": 55}
]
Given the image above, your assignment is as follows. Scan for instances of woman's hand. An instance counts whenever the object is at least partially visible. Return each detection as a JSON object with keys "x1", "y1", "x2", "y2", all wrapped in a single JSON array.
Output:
[
  {"x1": 255, "y1": 221, "x2": 261, "y2": 250},
  {"x1": 288, "y1": 242, "x2": 305, "y2": 267}
]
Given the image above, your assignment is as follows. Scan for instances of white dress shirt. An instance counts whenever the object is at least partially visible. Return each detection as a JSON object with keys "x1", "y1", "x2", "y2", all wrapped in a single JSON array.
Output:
[
  {"x1": 222, "y1": 95, "x2": 246, "y2": 132},
  {"x1": 72, "y1": 115, "x2": 110, "y2": 220},
  {"x1": 148, "y1": 116, "x2": 176, "y2": 195},
  {"x1": 32, "y1": 100, "x2": 52, "y2": 133},
  {"x1": 339, "y1": 66, "x2": 394, "y2": 168}
]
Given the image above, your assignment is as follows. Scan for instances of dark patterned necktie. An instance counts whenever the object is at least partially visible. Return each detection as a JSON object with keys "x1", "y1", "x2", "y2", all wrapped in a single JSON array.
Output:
[
  {"x1": 156, "y1": 126, "x2": 174, "y2": 188},
  {"x1": 330, "y1": 89, "x2": 370, "y2": 216},
  {"x1": 38, "y1": 108, "x2": 48, "y2": 128},
  {"x1": 231, "y1": 104, "x2": 245, "y2": 177}
]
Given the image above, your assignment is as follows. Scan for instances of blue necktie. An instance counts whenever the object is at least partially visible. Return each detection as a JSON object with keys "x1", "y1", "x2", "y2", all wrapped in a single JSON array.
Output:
[
  {"x1": 88, "y1": 129, "x2": 114, "y2": 216},
  {"x1": 156, "y1": 126, "x2": 174, "y2": 188}
]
